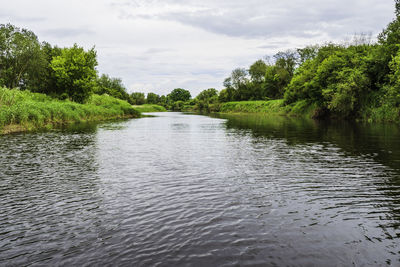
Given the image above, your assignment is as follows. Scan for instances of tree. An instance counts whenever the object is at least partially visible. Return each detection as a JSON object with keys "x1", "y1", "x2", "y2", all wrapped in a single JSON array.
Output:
[
  {"x1": 248, "y1": 59, "x2": 268, "y2": 99},
  {"x1": 264, "y1": 65, "x2": 291, "y2": 99},
  {"x1": 146, "y1": 92, "x2": 160, "y2": 104},
  {"x1": 274, "y1": 50, "x2": 298, "y2": 77},
  {"x1": 0, "y1": 23, "x2": 45, "y2": 89},
  {"x1": 196, "y1": 88, "x2": 218, "y2": 101},
  {"x1": 29, "y1": 42, "x2": 62, "y2": 95},
  {"x1": 131, "y1": 92, "x2": 146, "y2": 105},
  {"x1": 95, "y1": 74, "x2": 130, "y2": 101},
  {"x1": 249, "y1": 60, "x2": 267, "y2": 83},
  {"x1": 50, "y1": 44, "x2": 98, "y2": 103},
  {"x1": 231, "y1": 68, "x2": 248, "y2": 90},
  {"x1": 297, "y1": 45, "x2": 319, "y2": 65},
  {"x1": 168, "y1": 88, "x2": 191, "y2": 102}
]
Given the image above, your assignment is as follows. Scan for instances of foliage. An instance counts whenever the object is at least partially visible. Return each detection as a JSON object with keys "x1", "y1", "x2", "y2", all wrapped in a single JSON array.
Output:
[
  {"x1": 132, "y1": 104, "x2": 166, "y2": 112},
  {"x1": 50, "y1": 44, "x2": 98, "y2": 103},
  {"x1": 194, "y1": 88, "x2": 219, "y2": 112},
  {"x1": 0, "y1": 87, "x2": 140, "y2": 133},
  {"x1": 131, "y1": 92, "x2": 146, "y2": 105},
  {"x1": 95, "y1": 74, "x2": 131, "y2": 103},
  {"x1": 168, "y1": 88, "x2": 191, "y2": 102},
  {"x1": 0, "y1": 23, "x2": 45, "y2": 89},
  {"x1": 146, "y1": 92, "x2": 161, "y2": 104}
]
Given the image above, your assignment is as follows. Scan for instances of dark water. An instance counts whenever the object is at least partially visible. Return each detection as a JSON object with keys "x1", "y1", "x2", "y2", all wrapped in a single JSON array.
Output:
[{"x1": 0, "y1": 113, "x2": 400, "y2": 266}]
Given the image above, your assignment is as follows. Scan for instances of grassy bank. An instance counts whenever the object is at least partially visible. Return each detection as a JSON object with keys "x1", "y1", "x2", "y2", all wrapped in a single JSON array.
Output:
[
  {"x1": 219, "y1": 99, "x2": 319, "y2": 118},
  {"x1": 132, "y1": 104, "x2": 167, "y2": 112},
  {"x1": 0, "y1": 87, "x2": 141, "y2": 134}
]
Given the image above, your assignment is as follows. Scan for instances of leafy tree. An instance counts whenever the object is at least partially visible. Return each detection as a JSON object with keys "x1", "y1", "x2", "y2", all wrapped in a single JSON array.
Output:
[
  {"x1": 168, "y1": 88, "x2": 191, "y2": 102},
  {"x1": 95, "y1": 74, "x2": 130, "y2": 102},
  {"x1": 274, "y1": 50, "x2": 298, "y2": 77},
  {"x1": 196, "y1": 88, "x2": 218, "y2": 101},
  {"x1": 264, "y1": 65, "x2": 291, "y2": 99},
  {"x1": 384, "y1": 50, "x2": 400, "y2": 106},
  {"x1": 159, "y1": 95, "x2": 167, "y2": 106},
  {"x1": 297, "y1": 45, "x2": 319, "y2": 65},
  {"x1": 131, "y1": 92, "x2": 146, "y2": 105},
  {"x1": 50, "y1": 44, "x2": 97, "y2": 103},
  {"x1": 0, "y1": 23, "x2": 45, "y2": 89},
  {"x1": 218, "y1": 88, "x2": 235, "y2": 102},
  {"x1": 195, "y1": 88, "x2": 219, "y2": 111},
  {"x1": 231, "y1": 68, "x2": 248, "y2": 90},
  {"x1": 146, "y1": 92, "x2": 161, "y2": 104},
  {"x1": 249, "y1": 60, "x2": 267, "y2": 83},
  {"x1": 29, "y1": 42, "x2": 62, "y2": 95}
]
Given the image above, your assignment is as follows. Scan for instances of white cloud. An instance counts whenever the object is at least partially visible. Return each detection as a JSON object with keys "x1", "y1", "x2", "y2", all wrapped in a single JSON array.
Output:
[{"x1": 1, "y1": 0, "x2": 396, "y2": 96}]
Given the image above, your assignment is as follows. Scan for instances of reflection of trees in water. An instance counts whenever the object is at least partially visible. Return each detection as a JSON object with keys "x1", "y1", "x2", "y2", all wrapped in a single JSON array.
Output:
[
  {"x1": 214, "y1": 113, "x2": 400, "y2": 171},
  {"x1": 213, "y1": 113, "x2": 400, "y2": 226}
]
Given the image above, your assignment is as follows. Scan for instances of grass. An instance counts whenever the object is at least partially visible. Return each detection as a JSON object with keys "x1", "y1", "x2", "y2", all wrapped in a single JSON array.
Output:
[
  {"x1": 0, "y1": 87, "x2": 141, "y2": 134},
  {"x1": 219, "y1": 99, "x2": 318, "y2": 118},
  {"x1": 132, "y1": 104, "x2": 167, "y2": 112}
]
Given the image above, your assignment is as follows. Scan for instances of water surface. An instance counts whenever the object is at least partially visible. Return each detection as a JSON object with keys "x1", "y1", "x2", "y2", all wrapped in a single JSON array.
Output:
[{"x1": 0, "y1": 113, "x2": 399, "y2": 266}]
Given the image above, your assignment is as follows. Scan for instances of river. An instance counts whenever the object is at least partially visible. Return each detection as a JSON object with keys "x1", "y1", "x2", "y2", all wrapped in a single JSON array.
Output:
[{"x1": 0, "y1": 112, "x2": 399, "y2": 266}]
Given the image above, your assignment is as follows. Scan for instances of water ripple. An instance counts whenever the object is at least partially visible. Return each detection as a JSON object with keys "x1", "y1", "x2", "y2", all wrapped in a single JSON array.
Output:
[{"x1": 0, "y1": 113, "x2": 399, "y2": 266}]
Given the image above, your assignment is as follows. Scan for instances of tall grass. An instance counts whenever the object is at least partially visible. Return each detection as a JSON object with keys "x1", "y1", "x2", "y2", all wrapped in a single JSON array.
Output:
[
  {"x1": 219, "y1": 99, "x2": 319, "y2": 118},
  {"x1": 0, "y1": 87, "x2": 140, "y2": 133},
  {"x1": 132, "y1": 104, "x2": 167, "y2": 112}
]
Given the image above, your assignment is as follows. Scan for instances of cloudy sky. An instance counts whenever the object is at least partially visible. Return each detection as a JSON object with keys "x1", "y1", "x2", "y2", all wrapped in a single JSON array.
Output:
[{"x1": 1, "y1": 0, "x2": 395, "y2": 96}]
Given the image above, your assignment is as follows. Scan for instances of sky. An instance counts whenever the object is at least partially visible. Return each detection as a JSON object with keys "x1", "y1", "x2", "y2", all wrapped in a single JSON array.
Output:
[{"x1": 1, "y1": 0, "x2": 396, "y2": 96}]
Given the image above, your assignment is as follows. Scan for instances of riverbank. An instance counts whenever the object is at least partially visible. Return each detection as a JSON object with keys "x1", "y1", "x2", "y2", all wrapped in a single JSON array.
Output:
[
  {"x1": 216, "y1": 100, "x2": 400, "y2": 123},
  {"x1": 0, "y1": 87, "x2": 140, "y2": 134},
  {"x1": 218, "y1": 99, "x2": 318, "y2": 118},
  {"x1": 132, "y1": 104, "x2": 167, "y2": 112}
]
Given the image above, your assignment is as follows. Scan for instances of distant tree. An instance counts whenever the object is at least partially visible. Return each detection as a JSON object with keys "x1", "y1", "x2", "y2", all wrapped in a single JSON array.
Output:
[
  {"x1": 29, "y1": 42, "x2": 62, "y2": 95},
  {"x1": 264, "y1": 65, "x2": 291, "y2": 99},
  {"x1": 50, "y1": 44, "x2": 97, "y2": 103},
  {"x1": 0, "y1": 23, "x2": 45, "y2": 89},
  {"x1": 146, "y1": 92, "x2": 160, "y2": 104},
  {"x1": 248, "y1": 59, "x2": 268, "y2": 99},
  {"x1": 274, "y1": 50, "x2": 298, "y2": 77},
  {"x1": 231, "y1": 68, "x2": 248, "y2": 90},
  {"x1": 159, "y1": 95, "x2": 167, "y2": 106},
  {"x1": 196, "y1": 88, "x2": 218, "y2": 101},
  {"x1": 168, "y1": 88, "x2": 191, "y2": 102},
  {"x1": 297, "y1": 45, "x2": 319, "y2": 65},
  {"x1": 95, "y1": 74, "x2": 130, "y2": 101},
  {"x1": 249, "y1": 60, "x2": 267, "y2": 83},
  {"x1": 131, "y1": 92, "x2": 146, "y2": 105}
]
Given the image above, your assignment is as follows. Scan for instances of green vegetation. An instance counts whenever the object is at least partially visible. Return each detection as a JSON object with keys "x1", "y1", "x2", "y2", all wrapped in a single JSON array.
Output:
[
  {"x1": 219, "y1": 99, "x2": 318, "y2": 118},
  {"x1": 0, "y1": 87, "x2": 140, "y2": 134},
  {"x1": 0, "y1": 23, "x2": 143, "y2": 134},
  {"x1": 165, "y1": 0, "x2": 400, "y2": 122},
  {"x1": 132, "y1": 104, "x2": 167, "y2": 112}
]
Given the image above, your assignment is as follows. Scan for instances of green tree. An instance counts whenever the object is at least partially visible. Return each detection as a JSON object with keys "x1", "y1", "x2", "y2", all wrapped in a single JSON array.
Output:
[
  {"x1": 264, "y1": 65, "x2": 291, "y2": 99},
  {"x1": 297, "y1": 45, "x2": 319, "y2": 65},
  {"x1": 131, "y1": 92, "x2": 146, "y2": 105},
  {"x1": 274, "y1": 50, "x2": 298, "y2": 77},
  {"x1": 29, "y1": 42, "x2": 62, "y2": 95},
  {"x1": 0, "y1": 23, "x2": 45, "y2": 89},
  {"x1": 146, "y1": 92, "x2": 161, "y2": 104},
  {"x1": 249, "y1": 60, "x2": 267, "y2": 83},
  {"x1": 50, "y1": 44, "x2": 97, "y2": 103},
  {"x1": 168, "y1": 88, "x2": 191, "y2": 102},
  {"x1": 95, "y1": 74, "x2": 130, "y2": 102}
]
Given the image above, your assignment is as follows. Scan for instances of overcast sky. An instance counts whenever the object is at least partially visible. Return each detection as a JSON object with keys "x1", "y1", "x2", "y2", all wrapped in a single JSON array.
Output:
[{"x1": 1, "y1": 0, "x2": 395, "y2": 96}]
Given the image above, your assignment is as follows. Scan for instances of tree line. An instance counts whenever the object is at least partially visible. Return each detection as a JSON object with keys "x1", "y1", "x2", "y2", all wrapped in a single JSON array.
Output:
[
  {"x1": 2, "y1": 0, "x2": 400, "y2": 120},
  {"x1": 0, "y1": 23, "x2": 136, "y2": 104},
  {"x1": 141, "y1": 0, "x2": 400, "y2": 118}
]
